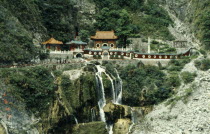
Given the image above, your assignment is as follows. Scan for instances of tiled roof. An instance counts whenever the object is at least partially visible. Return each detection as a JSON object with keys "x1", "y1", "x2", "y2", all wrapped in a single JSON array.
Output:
[
  {"x1": 42, "y1": 38, "x2": 63, "y2": 45},
  {"x1": 66, "y1": 40, "x2": 87, "y2": 45},
  {"x1": 91, "y1": 30, "x2": 118, "y2": 40}
]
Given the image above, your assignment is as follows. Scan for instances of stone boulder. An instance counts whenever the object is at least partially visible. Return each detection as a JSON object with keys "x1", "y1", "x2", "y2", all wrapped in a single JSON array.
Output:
[
  {"x1": 0, "y1": 124, "x2": 6, "y2": 134},
  {"x1": 113, "y1": 119, "x2": 132, "y2": 134},
  {"x1": 103, "y1": 103, "x2": 131, "y2": 122},
  {"x1": 72, "y1": 121, "x2": 107, "y2": 134}
]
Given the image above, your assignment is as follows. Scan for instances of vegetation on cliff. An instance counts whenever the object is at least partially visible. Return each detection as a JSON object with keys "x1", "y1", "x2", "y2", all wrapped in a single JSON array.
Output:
[
  {"x1": 93, "y1": 0, "x2": 174, "y2": 46},
  {"x1": 191, "y1": 0, "x2": 210, "y2": 49},
  {"x1": 0, "y1": 66, "x2": 55, "y2": 114}
]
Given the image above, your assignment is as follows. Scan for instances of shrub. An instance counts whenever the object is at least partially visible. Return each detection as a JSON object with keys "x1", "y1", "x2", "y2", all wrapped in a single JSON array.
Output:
[
  {"x1": 182, "y1": 88, "x2": 194, "y2": 104},
  {"x1": 168, "y1": 58, "x2": 191, "y2": 71},
  {"x1": 166, "y1": 73, "x2": 181, "y2": 88},
  {"x1": 200, "y1": 49, "x2": 207, "y2": 57},
  {"x1": 181, "y1": 71, "x2": 197, "y2": 84},
  {"x1": 194, "y1": 58, "x2": 210, "y2": 71},
  {"x1": 120, "y1": 64, "x2": 176, "y2": 106},
  {"x1": 53, "y1": 70, "x2": 62, "y2": 77},
  {"x1": 6, "y1": 67, "x2": 55, "y2": 114},
  {"x1": 61, "y1": 75, "x2": 72, "y2": 90},
  {"x1": 93, "y1": 55, "x2": 97, "y2": 59}
]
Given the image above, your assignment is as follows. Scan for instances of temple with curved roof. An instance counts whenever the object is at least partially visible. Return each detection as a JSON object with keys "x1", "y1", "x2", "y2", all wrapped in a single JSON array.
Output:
[
  {"x1": 42, "y1": 37, "x2": 63, "y2": 51},
  {"x1": 91, "y1": 30, "x2": 118, "y2": 48}
]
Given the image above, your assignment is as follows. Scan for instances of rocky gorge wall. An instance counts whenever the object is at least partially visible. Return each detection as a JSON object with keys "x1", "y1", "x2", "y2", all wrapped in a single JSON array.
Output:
[{"x1": 132, "y1": 56, "x2": 210, "y2": 134}]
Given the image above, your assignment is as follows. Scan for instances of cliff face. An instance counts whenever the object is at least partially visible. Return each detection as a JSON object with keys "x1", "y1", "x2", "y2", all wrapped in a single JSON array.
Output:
[
  {"x1": 132, "y1": 57, "x2": 210, "y2": 134},
  {"x1": 157, "y1": 0, "x2": 210, "y2": 48},
  {"x1": 130, "y1": 2, "x2": 210, "y2": 133},
  {"x1": 0, "y1": 0, "x2": 96, "y2": 64},
  {"x1": 0, "y1": 0, "x2": 96, "y2": 43}
]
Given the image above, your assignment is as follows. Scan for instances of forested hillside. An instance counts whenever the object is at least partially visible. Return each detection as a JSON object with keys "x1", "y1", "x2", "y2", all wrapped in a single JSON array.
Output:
[
  {"x1": 1, "y1": 0, "x2": 204, "y2": 64},
  {"x1": 0, "y1": 0, "x2": 210, "y2": 134}
]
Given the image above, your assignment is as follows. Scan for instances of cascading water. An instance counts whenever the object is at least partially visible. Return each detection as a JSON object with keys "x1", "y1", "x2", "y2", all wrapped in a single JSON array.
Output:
[
  {"x1": 73, "y1": 115, "x2": 78, "y2": 124},
  {"x1": 104, "y1": 72, "x2": 116, "y2": 103},
  {"x1": 95, "y1": 65, "x2": 107, "y2": 122},
  {"x1": 108, "y1": 124, "x2": 113, "y2": 134},
  {"x1": 51, "y1": 72, "x2": 55, "y2": 78},
  {"x1": 91, "y1": 108, "x2": 96, "y2": 122},
  {"x1": 114, "y1": 69, "x2": 123, "y2": 104},
  {"x1": 127, "y1": 108, "x2": 135, "y2": 134},
  {"x1": 94, "y1": 65, "x2": 125, "y2": 134}
]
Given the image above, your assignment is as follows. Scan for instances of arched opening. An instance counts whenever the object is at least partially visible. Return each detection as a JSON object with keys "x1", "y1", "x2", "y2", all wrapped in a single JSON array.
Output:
[
  {"x1": 76, "y1": 53, "x2": 82, "y2": 58},
  {"x1": 103, "y1": 43, "x2": 108, "y2": 47},
  {"x1": 103, "y1": 51, "x2": 109, "y2": 60},
  {"x1": 96, "y1": 44, "x2": 100, "y2": 47},
  {"x1": 110, "y1": 44, "x2": 114, "y2": 47}
]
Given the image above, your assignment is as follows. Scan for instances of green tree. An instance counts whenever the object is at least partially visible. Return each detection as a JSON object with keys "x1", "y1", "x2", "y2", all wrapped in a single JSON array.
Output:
[
  {"x1": 94, "y1": 8, "x2": 138, "y2": 47},
  {"x1": 8, "y1": 67, "x2": 55, "y2": 114},
  {"x1": 79, "y1": 30, "x2": 90, "y2": 43}
]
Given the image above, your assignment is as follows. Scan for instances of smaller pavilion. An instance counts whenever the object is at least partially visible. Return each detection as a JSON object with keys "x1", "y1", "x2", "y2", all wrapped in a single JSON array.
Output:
[
  {"x1": 42, "y1": 38, "x2": 63, "y2": 51},
  {"x1": 66, "y1": 40, "x2": 87, "y2": 51}
]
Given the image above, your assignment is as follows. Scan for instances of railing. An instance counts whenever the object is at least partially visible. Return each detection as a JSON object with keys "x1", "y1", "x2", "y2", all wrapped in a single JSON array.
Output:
[
  {"x1": 49, "y1": 47, "x2": 133, "y2": 54},
  {"x1": 50, "y1": 49, "x2": 84, "y2": 54},
  {"x1": 50, "y1": 51, "x2": 72, "y2": 54},
  {"x1": 85, "y1": 47, "x2": 133, "y2": 51},
  {"x1": 109, "y1": 48, "x2": 133, "y2": 51}
]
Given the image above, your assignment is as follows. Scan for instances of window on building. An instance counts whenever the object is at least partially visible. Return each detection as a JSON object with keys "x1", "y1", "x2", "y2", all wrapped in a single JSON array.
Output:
[
  {"x1": 96, "y1": 44, "x2": 100, "y2": 47},
  {"x1": 110, "y1": 44, "x2": 114, "y2": 47}
]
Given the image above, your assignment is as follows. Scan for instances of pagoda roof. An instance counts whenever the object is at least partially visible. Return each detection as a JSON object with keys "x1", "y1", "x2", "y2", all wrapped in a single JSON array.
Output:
[
  {"x1": 42, "y1": 38, "x2": 63, "y2": 45},
  {"x1": 91, "y1": 30, "x2": 118, "y2": 40},
  {"x1": 66, "y1": 40, "x2": 87, "y2": 45}
]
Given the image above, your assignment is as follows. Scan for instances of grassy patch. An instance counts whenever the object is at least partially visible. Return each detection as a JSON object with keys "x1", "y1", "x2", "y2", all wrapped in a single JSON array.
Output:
[
  {"x1": 194, "y1": 58, "x2": 210, "y2": 71},
  {"x1": 181, "y1": 71, "x2": 197, "y2": 84},
  {"x1": 166, "y1": 85, "x2": 196, "y2": 109},
  {"x1": 167, "y1": 58, "x2": 191, "y2": 72}
]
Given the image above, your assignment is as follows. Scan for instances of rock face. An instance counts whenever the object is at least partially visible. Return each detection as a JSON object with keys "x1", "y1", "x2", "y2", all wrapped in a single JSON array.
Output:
[
  {"x1": 74, "y1": 0, "x2": 96, "y2": 30},
  {"x1": 0, "y1": 86, "x2": 40, "y2": 134},
  {"x1": 103, "y1": 103, "x2": 131, "y2": 121},
  {"x1": 72, "y1": 122, "x2": 107, "y2": 134},
  {"x1": 63, "y1": 69, "x2": 84, "y2": 80},
  {"x1": 114, "y1": 119, "x2": 132, "y2": 134},
  {"x1": 0, "y1": 123, "x2": 7, "y2": 134},
  {"x1": 160, "y1": 0, "x2": 201, "y2": 48},
  {"x1": 132, "y1": 61, "x2": 210, "y2": 134}
]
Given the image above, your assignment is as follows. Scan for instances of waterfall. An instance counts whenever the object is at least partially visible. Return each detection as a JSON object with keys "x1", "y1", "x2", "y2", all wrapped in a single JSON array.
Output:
[
  {"x1": 114, "y1": 69, "x2": 123, "y2": 104},
  {"x1": 51, "y1": 72, "x2": 55, "y2": 78},
  {"x1": 104, "y1": 72, "x2": 116, "y2": 103},
  {"x1": 95, "y1": 65, "x2": 106, "y2": 122},
  {"x1": 73, "y1": 115, "x2": 79, "y2": 124},
  {"x1": 91, "y1": 108, "x2": 96, "y2": 122},
  {"x1": 127, "y1": 108, "x2": 135, "y2": 134},
  {"x1": 108, "y1": 124, "x2": 113, "y2": 134},
  {"x1": 1, "y1": 121, "x2": 9, "y2": 134}
]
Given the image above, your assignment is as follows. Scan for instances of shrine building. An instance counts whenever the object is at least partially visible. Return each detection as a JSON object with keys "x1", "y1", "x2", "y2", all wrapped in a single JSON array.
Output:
[
  {"x1": 66, "y1": 40, "x2": 87, "y2": 51},
  {"x1": 42, "y1": 37, "x2": 63, "y2": 51},
  {"x1": 90, "y1": 30, "x2": 118, "y2": 48}
]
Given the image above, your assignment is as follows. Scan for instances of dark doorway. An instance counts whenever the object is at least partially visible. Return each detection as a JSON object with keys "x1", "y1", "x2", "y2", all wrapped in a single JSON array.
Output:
[
  {"x1": 103, "y1": 44, "x2": 108, "y2": 47},
  {"x1": 76, "y1": 53, "x2": 82, "y2": 58}
]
